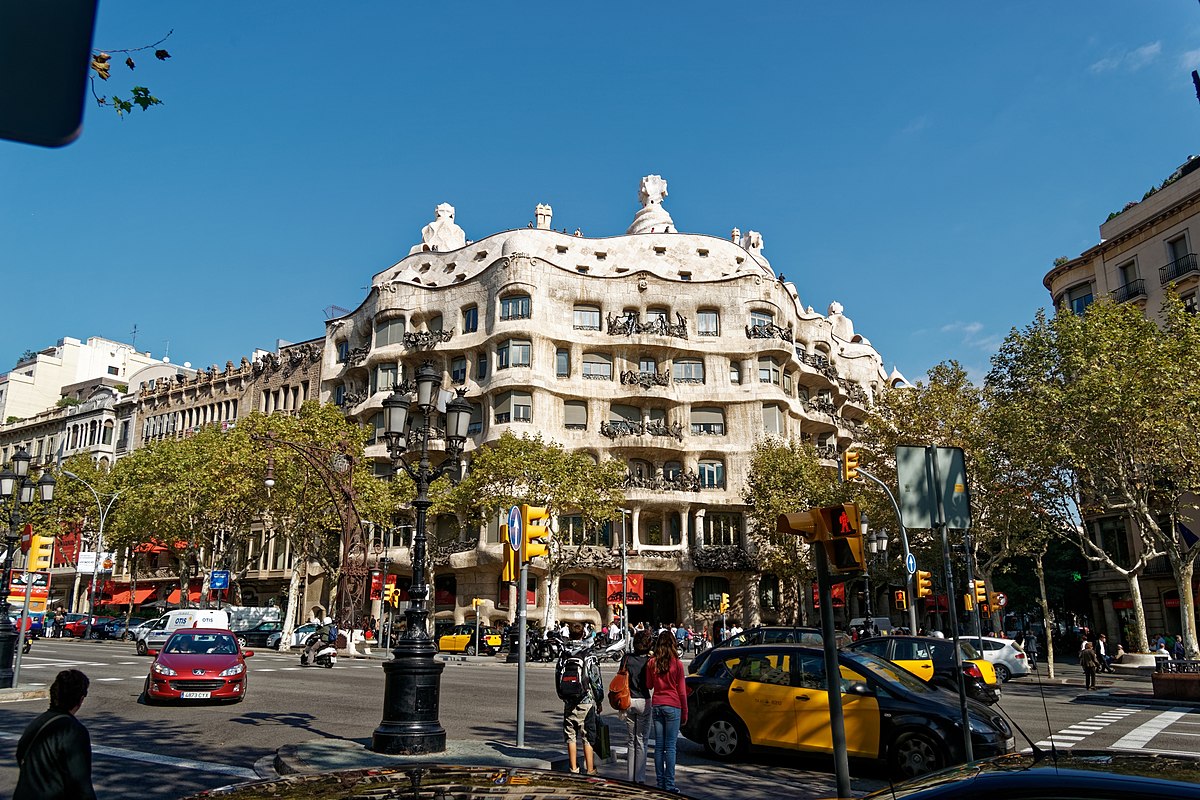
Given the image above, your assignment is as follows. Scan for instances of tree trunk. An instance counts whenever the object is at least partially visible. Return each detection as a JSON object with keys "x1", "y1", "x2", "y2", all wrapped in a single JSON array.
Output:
[
  {"x1": 544, "y1": 572, "x2": 561, "y2": 629},
  {"x1": 1126, "y1": 571, "x2": 1151, "y2": 653},
  {"x1": 1034, "y1": 546, "x2": 1055, "y2": 680},
  {"x1": 1173, "y1": 555, "x2": 1199, "y2": 658},
  {"x1": 281, "y1": 565, "x2": 302, "y2": 645}
]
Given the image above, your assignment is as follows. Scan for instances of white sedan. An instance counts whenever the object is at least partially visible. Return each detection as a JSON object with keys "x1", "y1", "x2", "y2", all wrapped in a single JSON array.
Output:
[
  {"x1": 965, "y1": 635, "x2": 1032, "y2": 682},
  {"x1": 270, "y1": 623, "x2": 319, "y2": 650}
]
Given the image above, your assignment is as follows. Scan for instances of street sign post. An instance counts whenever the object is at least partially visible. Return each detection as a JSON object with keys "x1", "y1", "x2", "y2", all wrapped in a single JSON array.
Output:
[
  {"x1": 211, "y1": 570, "x2": 230, "y2": 608},
  {"x1": 507, "y1": 506, "x2": 521, "y2": 550}
]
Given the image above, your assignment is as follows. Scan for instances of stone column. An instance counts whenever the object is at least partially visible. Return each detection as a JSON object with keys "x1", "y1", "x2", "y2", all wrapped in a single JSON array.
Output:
[
  {"x1": 630, "y1": 507, "x2": 642, "y2": 549},
  {"x1": 746, "y1": 573, "x2": 762, "y2": 628},
  {"x1": 679, "y1": 574, "x2": 694, "y2": 629},
  {"x1": 694, "y1": 508, "x2": 707, "y2": 549}
]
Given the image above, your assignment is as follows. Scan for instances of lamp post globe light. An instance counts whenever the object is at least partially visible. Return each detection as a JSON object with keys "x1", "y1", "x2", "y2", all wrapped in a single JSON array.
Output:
[
  {"x1": 372, "y1": 361, "x2": 472, "y2": 754},
  {"x1": 0, "y1": 447, "x2": 55, "y2": 688}
]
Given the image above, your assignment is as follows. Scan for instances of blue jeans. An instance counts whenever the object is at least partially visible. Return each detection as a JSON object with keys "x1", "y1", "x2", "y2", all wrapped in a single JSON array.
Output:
[{"x1": 652, "y1": 704, "x2": 681, "y2": 791}]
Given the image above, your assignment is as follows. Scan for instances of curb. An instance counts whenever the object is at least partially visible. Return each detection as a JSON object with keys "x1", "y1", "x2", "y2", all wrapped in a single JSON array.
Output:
[
  {"x1": 0, "y1": 687, "x2": 49, "y2": 704},
  {"x1": 274, "y1": 738, "x2": 559, "y2": 777},
  {"x1": 1071, "y1": 689, "x2": 1200, "y2": 709}
]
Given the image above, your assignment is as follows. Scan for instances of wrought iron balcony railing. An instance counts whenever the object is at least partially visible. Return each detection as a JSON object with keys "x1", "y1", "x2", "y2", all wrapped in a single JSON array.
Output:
[
  {"x1": 606, "y1": 312, "x2": 689, "y2": 339},
  {"x1": 745, "y1": 322, "x2": 794, "y2": 343},
  {"x1": 621, "y1": 370, "x2": 670, "y2": 389},
  {"x1": 1159, "y1": 253, "x2": 1198, "y2": 285},
  {"x1": 1111, "y1": 279, "x2": 1147, "y2": 304},
  {"x1": 403, "y1": 329, "x2": 454, "y2": 349}
]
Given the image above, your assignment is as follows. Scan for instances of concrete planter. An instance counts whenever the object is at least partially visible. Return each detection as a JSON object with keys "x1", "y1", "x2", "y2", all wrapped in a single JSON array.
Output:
[{"x1": 1152, "y1": 671, "x2": 1200, "y2": 700}]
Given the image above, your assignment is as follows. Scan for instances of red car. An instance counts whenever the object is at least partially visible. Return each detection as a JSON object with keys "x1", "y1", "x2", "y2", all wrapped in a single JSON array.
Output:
[
  {"x1": 63, "y1": 615, "x2": 115, "y2": 638},
  {"x1": 142, "y1": 628, "x2": 254, "y2": 704}
]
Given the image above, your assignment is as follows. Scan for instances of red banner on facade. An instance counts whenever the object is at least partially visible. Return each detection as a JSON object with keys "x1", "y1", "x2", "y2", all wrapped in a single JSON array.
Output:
[
  {"x1": 8, "y1": 571, "x2": 49, "y2": 599},
  {"x1": 606, "y1": 574, "x2": 644, "y2": 605}
]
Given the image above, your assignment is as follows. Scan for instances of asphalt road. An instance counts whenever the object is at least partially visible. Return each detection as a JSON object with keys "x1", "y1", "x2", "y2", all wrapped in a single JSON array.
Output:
[{"x1": 1, "y1": 639, "x2": 1196, "y2": 800}]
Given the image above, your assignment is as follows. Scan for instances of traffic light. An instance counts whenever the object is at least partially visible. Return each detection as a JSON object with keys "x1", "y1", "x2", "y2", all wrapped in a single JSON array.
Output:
[
  {"x1": 28, "y1": 533, "x2": 53, "y2": 572},
  {"x1": 719, "y1": 593, "x2": 730, "y2": 614},
  {"x1": 841, "y1": 449, "x2": 860, "y2": 482},
  {"x1": 369, "y1": 569, "x2": 384, "y2": 601},
  {"x1": 989, "y1": 592, "x2": 1003, "y2": 610},
  {"x1": 521, "y1": 504, "x2": 550, "y2": 562},
  {"x1": 963, "y1": 593, "x2": 974, "y2": 612},
  {"x1": 383, "y1": 586, "x2": 402, "y2": 608},
  {"x1": 916, "y1": 570, "x2": 933, "y2": 598},
  {"x1": 501, "y1": 525, "x2": 519, "y2": 583},
  {"x1": 821, "y1": 503, "x2": 865, "y2": 575},
  {"x1": 776, "y1": 508, "x2": 830, "y2": 544},
  {"x1": 973, "y1": 580, "x2": 987, "y2": 606},
  {"x1": 893, "y1": 589, "x2": 908, "y2": 610}
]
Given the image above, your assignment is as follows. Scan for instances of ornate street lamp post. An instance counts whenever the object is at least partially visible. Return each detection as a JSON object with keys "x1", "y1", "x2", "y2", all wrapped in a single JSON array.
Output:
[
  {"x1": 0, "y1": 447, "x2": 55, "y2": 688},
  {"x1": 862, "y1": 515, "x2": 889, "y2": 638},
  {"x1": 372, "y1": 362, "x2": 472, "y2": 755}
]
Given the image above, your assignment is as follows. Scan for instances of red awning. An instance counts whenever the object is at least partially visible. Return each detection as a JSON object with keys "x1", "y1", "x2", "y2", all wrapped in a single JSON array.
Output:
[
  {"x1": 110, "y1": 587, "x2": 157, "y2": 605},
  {"x1": 166, "y1": 587, "x2": 202, "y2": 604},
  {"x1": 133, "y1": 539, "x2": 189, "y2": 554}
]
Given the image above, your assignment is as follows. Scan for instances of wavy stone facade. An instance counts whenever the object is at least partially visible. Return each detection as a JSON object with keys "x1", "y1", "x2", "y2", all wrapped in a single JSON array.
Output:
[{"x1": 324, "y1": 177, "x2": 901, "y2": 634}]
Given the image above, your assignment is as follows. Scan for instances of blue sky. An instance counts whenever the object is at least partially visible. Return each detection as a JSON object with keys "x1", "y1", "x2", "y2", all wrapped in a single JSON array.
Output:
[{"x1": 4, "y1": 3, "x2": 1199, "y2": 385}]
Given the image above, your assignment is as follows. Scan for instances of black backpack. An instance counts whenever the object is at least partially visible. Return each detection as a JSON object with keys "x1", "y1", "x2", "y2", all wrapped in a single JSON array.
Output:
[{"x1": 556, "y1": 652, "x2": 590, "y2": 703}]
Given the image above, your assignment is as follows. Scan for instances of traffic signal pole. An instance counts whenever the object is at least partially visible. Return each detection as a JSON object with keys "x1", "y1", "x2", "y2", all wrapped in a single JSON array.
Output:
[
  {"x1": 516, "y1": 556, "x2": 529, "y2": 748},
  {"x1": 856, "y1": 468, "x2": 919, "y2": 634},
  {"x1": 815, "y1": 545, "x2": 852, "y2": 800}
]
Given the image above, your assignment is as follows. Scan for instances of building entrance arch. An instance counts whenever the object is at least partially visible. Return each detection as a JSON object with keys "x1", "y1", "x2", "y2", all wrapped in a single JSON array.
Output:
[{"x1": 628, "y1": 580, "x2": 677, "y2": 629}]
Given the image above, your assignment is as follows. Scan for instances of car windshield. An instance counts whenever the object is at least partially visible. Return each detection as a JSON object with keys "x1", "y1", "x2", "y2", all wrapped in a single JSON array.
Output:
[
  {"x1": 844, "y1": 650, "x2": 936, "y2": 694},
  {"x1": 959, "y1": 640, "x2": 981, "y2": 659},
  {"x1": 165, "y1": 633, "x2": 239, "y2": 655}
]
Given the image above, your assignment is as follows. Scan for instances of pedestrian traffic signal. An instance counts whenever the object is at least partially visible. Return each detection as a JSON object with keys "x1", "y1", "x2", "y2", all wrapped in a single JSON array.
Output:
[
  {"x1": 841, "y1": 449, "x2": 861, "y2": 482},
  {"x1": 369, "y1": 569, "x2": 384, "y2": 601},
  {"x1": 963, "y1": 593, "x2": 974, "y2": 612},
  {"x1": 719, "y1": 593, "x2": 730, "y2": 614},
  {"x1": 821, "y1": 503, "x2": 865, "y2": 575},
  {"x1": 973, "y1": 580, "x2": 987, "y2": 605},
  {"x1": 521, "y1": 504, "x2": 550, "y2": 562},
  {"x1": 916, "y1": 570, "x2": 933, "y2": 598},
  {"x1": 893, "y1": 589, "x2": 908, "y2": 610}
]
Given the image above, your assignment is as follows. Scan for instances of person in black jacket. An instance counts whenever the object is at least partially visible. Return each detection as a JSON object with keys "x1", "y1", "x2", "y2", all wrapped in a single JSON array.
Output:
[
  {"x1": 15, "y1": 669, "x2": 96, "y2": 800},
  {"x1": 622, "y1": 629, "x2": 654, "y2": 785}
]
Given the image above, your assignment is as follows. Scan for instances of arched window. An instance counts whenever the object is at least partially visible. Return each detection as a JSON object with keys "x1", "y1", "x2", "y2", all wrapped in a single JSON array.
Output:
[
  {"x1": 500, "y1": 293, "x2": 532, "y2": 321},
  {"x1": 376, "y1": 318, "x2": 406, "y2": 347},
  {"x1": 698, "y1": 309, "x2": 720, "y2": 336},
  {"x1": 663, "y1": 460, "x2": 683, "y2": 479},
  {"x1": 564, "y1": 400, "x2": 588, "y2": 430},
  {"x1": 461, "y1": 305, "x2": 479, "y2": 333},
  {"x1": 705, "y1": 511, "x2": 741, "y2": 545},
  {"x1": 582, "y1": 352, "x2": 613, "y2": 380},
  {"x1": 674, "y1": 358, "x2": 704, "y2": 384},
  {"x1": 763, "y1": 404, "x2": 784, "y2": 435},
  {"x1": 573, "y1": 304, "x2": 601, "y2": 330},
  {"x1": 629, "y1": 459, "x2": 653, "y2": 479},
  {"x1": 556, "y1": 348, "x2": 570, "y2": 377},
  {"x1": 560, "y1": 574, "x2": 597, "y2": 606},
  {"x1": 427, "y1": 314, "x2": 444, "y2": 332},
  {"x1": 102, "y1": 420, "x2": 114, "y2": 445},
  {"x1": 758, "y1": 356, "x2": 781, "y2": 385},
  {"x1": 497, "y1": 339, "x2": 531, "y2": 369},
  {"x1": 690, "y1": 407, "x2": 725, "y2": 435},
  {"x1": 759, "y1": 573, "x2": 781, "y2": 611},
  {"x1": 495, "y1": 390, "x2": 532, "y2": 424},
  {"x1": 699, "y1": 459, "x2": 725, "y2": 489},
  {"x1": 610, "y1": 403, "x2": 641, "y2": 423}
]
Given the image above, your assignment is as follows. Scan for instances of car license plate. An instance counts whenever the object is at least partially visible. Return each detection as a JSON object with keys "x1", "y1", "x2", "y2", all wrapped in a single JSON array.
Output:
[{"x1": 180, "y1": 691, "x2": 211, "y2": 699}]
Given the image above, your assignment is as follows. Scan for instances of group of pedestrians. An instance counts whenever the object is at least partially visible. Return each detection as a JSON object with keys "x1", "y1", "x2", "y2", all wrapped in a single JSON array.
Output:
[{"x1": 617, "y1": 629, "x2": 688, "y2": 793}]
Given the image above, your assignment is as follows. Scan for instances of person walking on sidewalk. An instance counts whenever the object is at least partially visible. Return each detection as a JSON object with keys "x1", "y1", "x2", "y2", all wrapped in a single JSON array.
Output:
[
  {"x1": 648, "y1": 630, "x2": 687, "y2": 794},
  {"x1": 622, "y1": 629, "x2": 654, "y2": 785},
  {"x1": 1079, "y1": 641, "x2": 1101, "y2": 691}
]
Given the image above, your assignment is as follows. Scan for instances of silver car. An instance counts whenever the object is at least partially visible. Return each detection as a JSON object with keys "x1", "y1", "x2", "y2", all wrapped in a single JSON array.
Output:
[{"x1": 965, "y1": 635, "x2": 1031, "y2": 682}]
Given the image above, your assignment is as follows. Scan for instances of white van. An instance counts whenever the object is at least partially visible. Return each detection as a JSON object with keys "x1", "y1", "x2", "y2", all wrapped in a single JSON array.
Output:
[{"x1": 136, "y1": 608, "x2": 231, "y2": 654}]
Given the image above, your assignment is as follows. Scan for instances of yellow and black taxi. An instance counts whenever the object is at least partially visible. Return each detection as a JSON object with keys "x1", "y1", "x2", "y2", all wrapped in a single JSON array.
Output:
[
  {"x1": 437, "y1": 624, "x2": 502, "y2": 655},
  {"x1": 681, "y1": 644, "x2": 1013, "y2": 778},
  {"x1": 847, "y1": 635, "x2": 1001, "y2": 705}
]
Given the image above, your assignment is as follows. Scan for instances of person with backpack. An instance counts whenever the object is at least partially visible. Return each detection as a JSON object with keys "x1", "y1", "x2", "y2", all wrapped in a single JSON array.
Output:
[
  {"x1": 622, "y1": 629, "x2": 654, "y2": 784},
  {"x1": 14, "y1": 669, "x2": 96, "y2": 800},
  {"x1": 556, "y1": 627, "x2": 602, "y2": 774},
  {"x1": 648, "y1": 630, "x2": 687, "y2": 793}
]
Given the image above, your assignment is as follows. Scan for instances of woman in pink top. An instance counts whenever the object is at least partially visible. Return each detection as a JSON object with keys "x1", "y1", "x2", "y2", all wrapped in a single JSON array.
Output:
[{"x1": 648, "y1": 630, "x2": 687, "y2": 793}]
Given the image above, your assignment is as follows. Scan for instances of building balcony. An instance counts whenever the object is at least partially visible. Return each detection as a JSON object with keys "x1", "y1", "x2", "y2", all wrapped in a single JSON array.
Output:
[
  {"x1": 622, "y1": 471, "x2": 700, "y2": 492},
  {"x1": 745, "y1": 322, "x2": 794, "y2": 344},
  {"x1": 1159, "y1": 253, "x2": 1198, "y2": 285},
  {"x1": 403, "y1": 329, "x2": 454, "y2": 349},
  {"x1": 1111, "y1": 279, "x2": 1147, "y2": 304},
  {"x1": 600, "y1": 420, "x2": 685, "y2": 441},
  {"x1": 620, "y1": 370, "x2": 670, "y2": 390},
  {"x1": 606, "y1": 312, "x2": 689, "y2": 340}
]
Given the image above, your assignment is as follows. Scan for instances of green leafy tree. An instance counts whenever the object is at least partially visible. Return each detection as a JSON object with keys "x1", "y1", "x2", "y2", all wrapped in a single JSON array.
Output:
[
  {"x1": 988, "y1": 298, "x2": 1200, "y2": 655},
  {"x1": 449, "y1": 431, "x2": 625, "y2": 626},
  {"x1": 743, "y1": 437, "x2": 847, "y2": 624}
]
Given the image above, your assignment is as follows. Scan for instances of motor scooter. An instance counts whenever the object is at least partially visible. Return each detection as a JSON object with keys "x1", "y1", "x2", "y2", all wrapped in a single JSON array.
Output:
[
  {"x1": 602, "y1": 636, "x2": 626, "y2": 662},
  {"x1": 300, "y1": 631, "x2": 337, "y2": 668}
]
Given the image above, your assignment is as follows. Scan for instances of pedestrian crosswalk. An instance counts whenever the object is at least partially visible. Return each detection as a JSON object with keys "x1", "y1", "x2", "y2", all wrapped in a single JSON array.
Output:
[{"x1": 1030, "y1": 706, "x2": 1145, "y2": 749}]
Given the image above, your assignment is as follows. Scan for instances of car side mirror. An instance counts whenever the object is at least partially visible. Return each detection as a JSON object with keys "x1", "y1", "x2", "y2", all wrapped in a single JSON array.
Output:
[
  {"x1": 244, "y1": 650, "x2": 255, "y2": 658},
  {"x1": 147, "y1": 649, "x2": 158, "y2": 656},
  {"x1": 843, "y1": 681, "x2": 873, "y2": 696}
]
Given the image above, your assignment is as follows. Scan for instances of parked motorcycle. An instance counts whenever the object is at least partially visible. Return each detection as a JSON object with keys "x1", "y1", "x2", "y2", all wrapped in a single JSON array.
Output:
[
  {"x1": 602, "y1": 636, "x2": 627, "y2": 662},
  {"x1": 299, "y1": 631, "x2": 337, "y2": 668}
]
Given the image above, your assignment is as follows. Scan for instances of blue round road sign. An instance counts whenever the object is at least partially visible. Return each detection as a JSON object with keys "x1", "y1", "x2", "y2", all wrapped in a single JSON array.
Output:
[
  {"x1": 507, "y1": 505, "x2": 522, "y2": 550},
  {"x1": 905, "y1": 553, "x2": 917, "y2": 576}
]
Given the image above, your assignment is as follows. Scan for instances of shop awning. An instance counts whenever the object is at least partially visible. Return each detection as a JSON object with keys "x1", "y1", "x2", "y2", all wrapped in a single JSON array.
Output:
[
  {"x1": 166, "y1": 587, "x2": 202, "y2": 604},
  {"x1": 109, "y1": 587, "x2": 157, "y2": 606}
]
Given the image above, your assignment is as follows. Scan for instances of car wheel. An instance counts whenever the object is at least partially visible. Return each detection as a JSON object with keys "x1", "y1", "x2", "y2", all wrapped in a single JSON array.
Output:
[
  {"x1": 141, "y1": 678, "x2": 156, "y2": 705},
  {"x1": 88, "y1": 630, "x2": 99, "y2": 640},
  {"x1": 702, "y1": 713, "x2": 747, "y2": 760},
  {"x1": 890, "y1": 730, "x2": 946, "y2": 779},
  {"x1": 994, "y1": 663, "x2": 1011, "y2": 683},
  {"x1": 466, "y1": 644, "x2": 476, "y2": 656},
  {"x1": 238, "y1": 637, "x2": 247, "y2": 649},
  {"x1": 136, "y1": 639, "x2": 147, "y2": 656}
]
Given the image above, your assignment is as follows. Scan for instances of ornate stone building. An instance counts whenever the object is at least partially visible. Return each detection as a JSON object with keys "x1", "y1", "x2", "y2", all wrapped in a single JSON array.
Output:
[{"x1": 325, "y1": 176, "x2": 901, "y2": 635}]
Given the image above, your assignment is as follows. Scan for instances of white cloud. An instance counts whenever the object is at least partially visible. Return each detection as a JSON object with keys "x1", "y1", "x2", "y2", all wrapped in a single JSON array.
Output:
[
  {"x1": 1090, "y1": 41, "x2": 1161, "y2": 74},
  {"x1": 940, "y1": 321, "x2": 983, "y2": 336},
  {"x1": 901, "y1": 115, "x2": 930, "y2": 136},
  {"x1": 1180, "y1": 48, "x2": 1200, "y2": 70}
]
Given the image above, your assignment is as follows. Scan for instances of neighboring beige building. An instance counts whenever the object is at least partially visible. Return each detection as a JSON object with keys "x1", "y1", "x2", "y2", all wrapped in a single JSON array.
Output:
[
  {"x1": 1043, "y1": 154, "x2": 1200, "y2": 645},
  {"x1": 0, "y1": 336, "x2": 162, "y2": 423},
  {"x1": 324, "y1": 176, "x2": 903, "y2": 635}
]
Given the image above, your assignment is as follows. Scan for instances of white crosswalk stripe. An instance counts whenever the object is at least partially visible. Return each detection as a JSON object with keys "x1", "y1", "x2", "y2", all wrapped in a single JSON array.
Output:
[{"x1": 1031, "y1": 705, "x2": 1146, "y2": 750}]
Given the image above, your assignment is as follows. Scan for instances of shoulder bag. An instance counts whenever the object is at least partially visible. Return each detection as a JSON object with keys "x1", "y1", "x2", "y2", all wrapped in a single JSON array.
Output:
[{"x1": 607, "y1": 655, "x2": 631, "y2": 712}]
